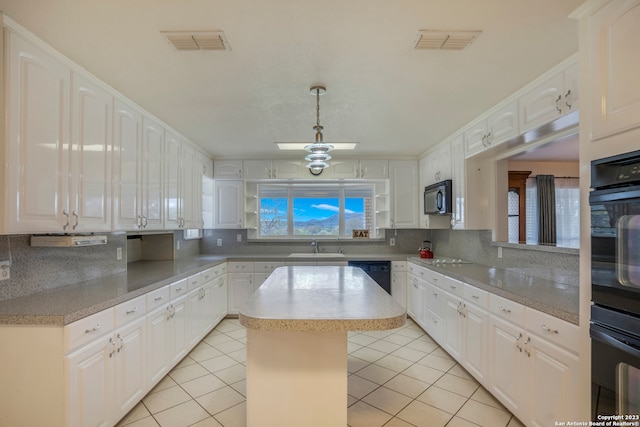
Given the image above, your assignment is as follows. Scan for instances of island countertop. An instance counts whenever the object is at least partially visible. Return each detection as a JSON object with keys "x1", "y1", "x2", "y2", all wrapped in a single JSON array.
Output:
[{"x1": 239, "y1": 266, "x2": 406, "y2": 332}]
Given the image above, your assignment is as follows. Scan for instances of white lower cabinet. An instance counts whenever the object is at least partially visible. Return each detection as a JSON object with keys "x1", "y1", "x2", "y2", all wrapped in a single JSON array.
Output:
[
  {"x1": 227, "y1": 261, "x2": 254, "y2": 315},
  {"x1": 407, "y1": 262, "x2": 580, "y2": 426},
  {"x1": 66, "y1": 314, "x2": 147, "y2": 427},
  {"x1": 391, "y1": 261, "x2": 407, "y2": 309}
]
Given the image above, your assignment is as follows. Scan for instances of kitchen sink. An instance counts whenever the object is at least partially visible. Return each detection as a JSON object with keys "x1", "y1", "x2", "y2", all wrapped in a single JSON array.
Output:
[{"x1": 287, "y1": 253, "x2": 346, "y2": 258}]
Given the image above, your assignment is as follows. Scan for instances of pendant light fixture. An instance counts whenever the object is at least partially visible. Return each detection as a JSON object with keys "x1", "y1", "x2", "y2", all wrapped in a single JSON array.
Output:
[{"x1": 305, "y1": 86, "x2": 334, "y2": 173}]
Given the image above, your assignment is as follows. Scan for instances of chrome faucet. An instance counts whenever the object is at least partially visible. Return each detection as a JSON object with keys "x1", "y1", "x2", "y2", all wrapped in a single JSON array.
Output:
[{"x1": 311, "y1": 239, "x2": 319, "y2": 254}]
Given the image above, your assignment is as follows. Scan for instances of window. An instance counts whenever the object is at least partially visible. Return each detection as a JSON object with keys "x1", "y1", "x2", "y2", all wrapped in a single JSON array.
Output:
[
  {"x1": 258, "y1": 183, "x2": 374, "y2": 238},
  {"x1": 522, "y1": 176, "x2": 580, "y2": 248}
]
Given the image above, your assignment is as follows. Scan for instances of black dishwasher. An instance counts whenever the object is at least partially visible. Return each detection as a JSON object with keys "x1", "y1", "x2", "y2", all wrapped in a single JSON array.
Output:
[{"x1": 347, "y1": 261, "x2": 391, "y2": 295}]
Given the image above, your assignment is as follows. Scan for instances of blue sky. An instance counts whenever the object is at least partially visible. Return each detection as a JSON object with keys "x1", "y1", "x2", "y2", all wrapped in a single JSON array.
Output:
[{"x1": 261, "y1": 197, "x2": 363, "y2": 222}]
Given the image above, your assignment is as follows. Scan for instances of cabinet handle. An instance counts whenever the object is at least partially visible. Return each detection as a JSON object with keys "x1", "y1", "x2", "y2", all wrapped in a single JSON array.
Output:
[
  {"x1": 175, "y1": 286, "x2": 184, "y2": 292},
  {"x1": 84, "y1": 323, "x2": 102, "y2": 334},
  {"x1": 450, "y1": 285, "x2": 456, "y2": 290},
  {"x1": 109, "y1": 337, "x2": 116, "y2": 358},
  {"x1": 117, "y1": 333, "x2": 124, "y2": 353},
  {"x1": 564, "y1": 89, "x2": 572, "y2": 111},
  {"x1": 471, "y1": 295, "x2": 479, "y2": 300},
  {"x1": 72, "y1": 210, "x2": 79, "y2": 230},
  {"x1": 516, "y1": 332, "x2": 523, "y2": 352},
  {"x1": 142, "y1": 215, "x2": 148, "y2": 228},
  {"x1": 126, "y1": 307, "x2": 138, "y2": 315},
  {"x1": 63, "y1": 210, "x2": 70, "y2": 231},
  {"x1": 540, "y1": 324, "x2": 559, "y2": 334},
  {"x1": 432, "y1": 291, "x2": 438, "y2": 297},
  {"x1": 154, "y1": 295, "x2": 164, "y2": 301},
  {"x1": 499, "y1": 306, "x2": 511, "y2": 314},
  {"x1": 524, "y1": 336, "x2": 531, "y2": 357},
  {"x1": 555, "y1": 94, "x2": 562, "y2": 114}
]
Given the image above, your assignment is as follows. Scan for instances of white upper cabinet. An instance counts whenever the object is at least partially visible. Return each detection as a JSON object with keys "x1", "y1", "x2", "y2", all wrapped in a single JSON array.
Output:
[
  {"x1": 70, "y1": 73, "x2": 113, "y2": 232},
  {"x1": 141, "y1": 117, "x2": 164, "y2": 230},
  {"x1": 214, "y1": 180, "x2": 244, "y2": 229},
  {"x1": 243, "y1": 159, "x2": 306, "y2": 179},
  {"x1": 328, "y1": 159, "x2": 388, "y2": 179},
  {"x1": 214, "y1": 160, "x2": 243, "y2": 179},
  {"x1": 518, "y1": 61, "x2": 578, "y2": 134},
  {"x1": 389, "y1": 160, "x2": 419, "y2": 228},
  {"x1": 465, "y1": 101, "x2": 519, "y2": 157},
  {"x1": 164, "y1": 130, "x2": 182, "y2": 230},
  {"x1": 113, "y1": 99, "x2": 143, "y2": 231},
  {"x1": 584, "y1": 0, "x2": 640, "y2": 141},
  {"x1": 2, "y1": 29, "x2": 112, "y2": 234},
  {"x1": 3, "y1": 29, "x2": 71, "y2": 233}
]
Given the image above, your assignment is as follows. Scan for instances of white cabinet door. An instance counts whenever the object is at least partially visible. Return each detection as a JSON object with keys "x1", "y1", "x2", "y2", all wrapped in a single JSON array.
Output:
[
  {"x1": 462, "y1": 302, "x2": 488, "y2": 383},
  {"x1": 528, "y1": 334, "x2": 580, "y2": 427},
  {"x1": 243, "y1": 160, "x2": 272, "y2": 180},
  {"x1": 273, "y1": 159, "x2": 306, "y2": 178},
  {"x1": 70, "y1": 73, "x2": 113, "y2": 232},
  {"x1": 519, "y1": 69, "x2": 574, "y2": 133},
  {"x1": 329, "y1": 160, "x2": 361, "y2": 178},
  {"x1": 391, "y1": 271, "x2": 406, "y2": 309},
  {"x1": 65, "y1": 336, "x2": 113, "y2": 427},
  {"x1": 587, "y1": 0, "x2": 640, "y2": 141},
  {"x1": 113, "y1": 317, "x2": 147, "y2": 418},
  {"x1": 164, "y1": 131, "x2": 182, "y2": 230},
  {"x1": 389, "y1": 160, "x2": 419, "y2": 228},
  {"x1": 214, "y1": 160, "x2": 243, "y2": 179},
  {"x1": 167, "y1": 296, "x2": 188, "y2": 367},
  {"x1": 464, "y1": 120, "x2": 489, "y2": 157},
  {"x1": 211, "y1": 275, "x2": 228, "y2": 324},
  {"x1": 450, "y1": 134, "x2": 465, "y2": 229},
  {"x1": 180, "y1": 143, "x2": 198, "y2": 228},
  {"x1": 113, "y1": 99, "x2": 143, "y2": 230},
  {"x1": 442, "y1": 292, "x2": 464, "y2": 361},
  {"x1": 146, "y1": 305, "x2": 170, "y2": 385},
  {"x1": 407, "y1": 274, "x2": 426, "y2": 327},
  {"x1": 4, "y1": 30, "x2": 71, "y2": 233},
  {"x1": 360, "y1": 160, "x2": 389, "y2": 179},
  {"x1": 227, "y1": 273, "x2": 253, "y2": 315},
  {"x1": 489, "y1": 314, "x2": 527, "y2": 416},
  {"x1": 214, "y1": 180, "x2": 244, "y2": 228},
  {"x1": 141, "y1": 117, "x2": 164, "y2": 230}
]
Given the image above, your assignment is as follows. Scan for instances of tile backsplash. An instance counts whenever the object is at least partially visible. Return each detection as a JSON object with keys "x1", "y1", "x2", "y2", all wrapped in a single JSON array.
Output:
[{"x1": 0, "y1": 233, "x2": 127, "y2": 301}]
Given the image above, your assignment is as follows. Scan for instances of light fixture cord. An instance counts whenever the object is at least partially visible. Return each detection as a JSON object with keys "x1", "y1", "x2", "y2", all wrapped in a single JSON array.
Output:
[{"x1": 316, "y1": 88, "x2": 321, "y2": 129}]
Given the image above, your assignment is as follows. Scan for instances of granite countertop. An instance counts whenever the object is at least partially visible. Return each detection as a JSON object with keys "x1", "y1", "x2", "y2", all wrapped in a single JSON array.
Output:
[
  {"x1": 408, "y1": 257, "x2": 580, "y2": 325},
  {"x1": 0, "y1": 256, "x2": 227, "y2": 326},
  {"x1": 239, "y1": 266, "x2": 406, "y2": 332},
  {"x1": 0, "y1": 252, "x2": 579, "y2": 327}
]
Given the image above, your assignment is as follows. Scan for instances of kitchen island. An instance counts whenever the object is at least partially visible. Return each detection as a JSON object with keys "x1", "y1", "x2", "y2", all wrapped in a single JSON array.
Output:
[{"x1": 239, "y1": 265, "x2": 406, "y2": 427}]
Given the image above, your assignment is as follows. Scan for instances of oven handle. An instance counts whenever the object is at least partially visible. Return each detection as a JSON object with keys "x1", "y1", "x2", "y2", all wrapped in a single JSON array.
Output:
[
  {"x1": 591, "y1": 324, "x2": 640, "y2": 359},
  {"x1": 589, "y1": 185, "x2": 640, "y2": 204}
]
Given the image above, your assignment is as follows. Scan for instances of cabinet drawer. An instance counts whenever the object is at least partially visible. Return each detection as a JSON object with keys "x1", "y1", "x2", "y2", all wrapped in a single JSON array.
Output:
[
  {"x1": 228, "y1": 261, "x2": 253, "y2": 272},
  {"x1": 253, "y1": 261, "x2": 285, "y2": 273},
  {"x1": 211, "y1": 263, "x2": 226, "y2": 277},
  {"x1": 526, "y1": 308, "x2": 579, "y2": 352},
  {"x1": 114, "y1": 295, "x2": 146, "y2": 326},
  {"x1": 439, "y1": 275, "x2": 463, "y2": 297},
  {"x1": 64, "y1": 308, "x2": 114, "y2": 353},
  {"x1": 391, "y1": 261, "x2": 406, "y2": 271},
  {"x1": 489, "y1": 294, "x2": 525, "y2": 325},
  {"x1": 187, "y1": 272, "x2": 201, "y2": 290},
  {"x1": 407, "y1": 262, "x2": 422, "y2": 276},
  {"x1": 199, "y1": 268, "x2": 215, "y2": 284},
  {"x1": 147, "y1": 285, "x2": 170, "y2": 311},
  {"x1": 463, "y1": 284, "x2": 488, "y2": 309},
  {"x1": 170, "y1": 278, "x2": 189, "y2": 299}
]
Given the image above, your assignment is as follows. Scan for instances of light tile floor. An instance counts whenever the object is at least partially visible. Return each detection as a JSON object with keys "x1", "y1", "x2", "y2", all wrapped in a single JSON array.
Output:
[{"x1": 117, "y1": 318, "x2": 525, "y2": 427}]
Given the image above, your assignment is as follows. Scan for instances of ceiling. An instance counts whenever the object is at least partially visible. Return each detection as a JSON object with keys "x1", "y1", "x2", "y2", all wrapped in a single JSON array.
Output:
[{"x1": 0, "y1": 0, "x2": 584, "y2": 160}]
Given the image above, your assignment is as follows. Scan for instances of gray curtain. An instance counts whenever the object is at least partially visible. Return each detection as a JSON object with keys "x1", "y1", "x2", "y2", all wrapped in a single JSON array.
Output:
[{"x1": 537, "y1": 174, "x2": 556, "y2": 245}]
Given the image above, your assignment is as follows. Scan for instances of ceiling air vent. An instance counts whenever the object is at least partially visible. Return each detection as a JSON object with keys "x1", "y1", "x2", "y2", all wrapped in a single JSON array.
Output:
[
  {"x1": 161, "y1": 31, "x2": 230, "y2": 51},
  {"x1": 415, "y1": 30, "x2": 481, "y2": 50}
]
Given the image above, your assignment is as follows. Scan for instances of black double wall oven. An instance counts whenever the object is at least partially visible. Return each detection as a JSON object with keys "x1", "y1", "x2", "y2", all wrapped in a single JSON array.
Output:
[{"x1": 590, "y1": 149, "x2": 640, "y2": 419}]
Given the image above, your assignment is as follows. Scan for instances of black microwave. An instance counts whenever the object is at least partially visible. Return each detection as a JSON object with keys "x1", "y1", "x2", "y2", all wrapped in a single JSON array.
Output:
[{"x1": 424, "y1": 180, "x2": 452, "y2": 215}]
